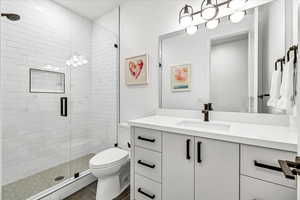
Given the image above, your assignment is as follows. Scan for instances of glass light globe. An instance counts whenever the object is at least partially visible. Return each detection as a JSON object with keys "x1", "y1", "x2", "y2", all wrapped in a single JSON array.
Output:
[
  {"x1": 83, "y1": 60, "x2": 88, "y2": 64},
  {"x1": 228, "y1": 0, "x2": 247, "y2": 10},
  {"x1": 229, "y1": 10, "x2": 246, "y2": 23},
  {"x1": 206, "y1": 19, "x2": 219, "y2": 29},
  {"x1": 186, "y1": 25, "x2": 198, "y2": 35},
  {"x1": 73, "y1": 56, "x2": 79, "y2": 62},
  {"x1": 201, "y1": 4, "x2": 218, "y2": 20},
  {"x1": 180, "y1": 15, "x2": 193, "y2": 27},
  {"x1": 66, "y1": 60, "x2": 71, "y2": 66}
]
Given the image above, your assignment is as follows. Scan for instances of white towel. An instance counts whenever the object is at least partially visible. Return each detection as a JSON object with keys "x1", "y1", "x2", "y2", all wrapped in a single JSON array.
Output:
[
  {"x1": 277, "y1": 55, "x2": 294, "y2": 112},
  {"x1": 267, "y1": 69, "x2": 282, "y2": 107}
]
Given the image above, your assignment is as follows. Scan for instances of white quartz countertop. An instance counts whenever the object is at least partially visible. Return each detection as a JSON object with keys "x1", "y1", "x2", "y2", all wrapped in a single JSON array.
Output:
[{"x1": 129, "y1": 115, "x2": 298, "y2": 152}]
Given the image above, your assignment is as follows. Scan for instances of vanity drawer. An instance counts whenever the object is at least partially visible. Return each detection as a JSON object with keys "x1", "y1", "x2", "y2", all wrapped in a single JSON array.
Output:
[
  {"x1": 135, "y1": 174, "x2": 161, "y2": 200},
  {"x1": 135, "y1": 147, "x2": 162, "y2": 182},
  {"x1": 135, "y1": 128, "x2": 162, "y2": 152},
  {"x1": 240, "y1": 175, "x2": 296, "y2": 200},
  {"x1": 240, "y1": 145, "x2": 296, "y2": 188}
]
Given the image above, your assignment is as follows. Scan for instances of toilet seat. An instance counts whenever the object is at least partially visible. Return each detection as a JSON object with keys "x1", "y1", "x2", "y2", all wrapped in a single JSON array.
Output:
[{"x1": 90, "y1": 148, "x2": 129, "y2": 169}]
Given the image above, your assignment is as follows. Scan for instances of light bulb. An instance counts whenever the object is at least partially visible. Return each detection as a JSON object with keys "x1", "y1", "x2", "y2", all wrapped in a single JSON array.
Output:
[
  {"x1": 73, "y1": 56, "x2": 79, "y2": 62},
  {"x1": 206, "y1": 19, "x2": 220, "y2": 29},
  {"x1": 66, "y1": 60, "x2": 71, "y2": 66},
  {"x1": 201, "y1": 1, "x2": 218, "y2": 20},
  {"x1": 180, "y1": 15, "x2": 193, "y2": 27},
  {"x1": 229, "y1": 10, "x2": 246, "y2": 23},
  {"x1": 186, "y1": 25, "x2": 198, "y2": 35},
  {"x1": 83, "y1": 60, "x2": 88, "y2": 64},
  {"x1": 228, "y1": 0, "x2": 247, "y2": 10}
]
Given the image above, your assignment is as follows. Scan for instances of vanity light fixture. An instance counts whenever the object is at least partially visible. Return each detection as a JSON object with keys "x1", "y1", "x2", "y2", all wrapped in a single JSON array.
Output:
[
  {"x1": 229, "y1": 10, "x2": 246, "y2": 23},
  {"x1": 201, "y1": 0, "x2": 219, "y2": 21},
  {"x1": 179, "y1": 4, "x2": 194, "y2": 27},
  {"x1": 205, "y1": 19, "x2": 220, "y2": 29},
  {"x1": 178, "y1": 0, "x2": 248, "y2": 33},
  {"x1": 186, "y1": 25, "x2": 198, "y2": 35},
  {"x1": 228, "y1": 0, "x2": 247, "y2": 9}
]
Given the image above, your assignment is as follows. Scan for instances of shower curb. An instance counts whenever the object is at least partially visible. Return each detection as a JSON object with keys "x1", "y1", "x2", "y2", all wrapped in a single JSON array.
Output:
[{"x1": 27, "y1": 170, "x2": 97, "y2": 200}]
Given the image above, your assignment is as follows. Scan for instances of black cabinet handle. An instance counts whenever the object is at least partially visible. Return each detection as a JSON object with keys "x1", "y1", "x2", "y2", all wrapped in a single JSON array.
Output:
[
  {"x1": 197, "y1": 141, "x2": 202, "y2": 163},
  {"x1": 138, "y1": 188, "x2": 155, "y2": 199},
  {"x1": 137, "y1": 136, "x2": 155, "y2": 143},
  {"x1": 137, "y1": 160, "x2": 156, "y2": 169},
  {"x1": 60, "y1": 97, "x2": 67, "y2": 117},
  {"x1": 254, "y1": 160, "x2": 282, "y2": 172},
  {"x1": 186, "y1": 139, "x2": 191, "y2": 160}
]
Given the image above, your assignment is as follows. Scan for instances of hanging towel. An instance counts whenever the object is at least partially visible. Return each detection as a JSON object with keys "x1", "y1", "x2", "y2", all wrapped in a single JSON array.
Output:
[
  {"x1": 267, "y1": 69, "x2": 282, "y2": 107},
  {"x1": 277, "y1": 55, "x2": 294, "y2": 112}
]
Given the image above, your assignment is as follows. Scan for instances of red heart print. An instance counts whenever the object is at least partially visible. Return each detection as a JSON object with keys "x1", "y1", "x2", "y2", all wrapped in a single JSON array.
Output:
[{"x1": 129, "y1": 60, "x2": 144, "y2": 79}]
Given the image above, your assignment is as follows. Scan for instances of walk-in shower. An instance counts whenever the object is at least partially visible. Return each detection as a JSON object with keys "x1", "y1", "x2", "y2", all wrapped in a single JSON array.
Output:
[{"x1": 1, "y1": 0, "x2": 119, "y2": 199}]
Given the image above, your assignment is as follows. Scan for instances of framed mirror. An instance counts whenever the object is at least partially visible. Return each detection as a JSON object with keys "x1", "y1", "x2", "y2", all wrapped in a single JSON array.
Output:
[{"x1": 159, "y1": 0, "x2": 294, "y2": 115}]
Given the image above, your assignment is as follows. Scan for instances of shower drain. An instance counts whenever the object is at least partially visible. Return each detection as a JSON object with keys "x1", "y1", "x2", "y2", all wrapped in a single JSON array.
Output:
[{"x1": 54, "y1": 176, "x2": 65, "y2": 182}]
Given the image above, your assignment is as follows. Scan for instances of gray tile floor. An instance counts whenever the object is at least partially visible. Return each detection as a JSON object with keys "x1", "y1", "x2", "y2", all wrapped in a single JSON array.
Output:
[
  {"x1": 64, "y1": 181, "x2": 130, "y2": 200},
  {"x1": 2, "y1": 154, "x2": 95, "y2": 200}
]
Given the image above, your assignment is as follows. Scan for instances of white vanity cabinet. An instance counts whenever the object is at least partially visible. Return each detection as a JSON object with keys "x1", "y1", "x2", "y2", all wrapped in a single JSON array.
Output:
[
  {"x1": 162, "y1": 133, "x2": 195, "y2": 200},
  {"x1": 194, "y1": 137, "x2": 239, "y2": 200},
  {"x1": 240, "y1": 144, "x2": 297, "y2": 200},
  {"x1": 131, "y1": 127, "x2": 297, "y2": 200},
  {"x1": 162, "y1": 132, "x2": 239, "y2": 200},
  {"x1": 240, "y1": 176, "x2": 296, "y2": 200}
]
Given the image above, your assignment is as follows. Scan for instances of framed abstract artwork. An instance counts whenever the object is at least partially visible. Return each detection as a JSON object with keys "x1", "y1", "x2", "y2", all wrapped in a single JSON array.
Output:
[
  {"x1": 171, "y1": 64, "x2": 191, "y2": 92},
  {"x1": 125, "y1": 54, "x2": 148, "y2": 85}
]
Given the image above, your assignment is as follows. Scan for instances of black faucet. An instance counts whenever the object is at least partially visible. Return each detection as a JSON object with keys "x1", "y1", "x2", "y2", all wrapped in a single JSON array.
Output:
[{"x1": 202, "y1": 103, "x2": 213, "y2": 122}]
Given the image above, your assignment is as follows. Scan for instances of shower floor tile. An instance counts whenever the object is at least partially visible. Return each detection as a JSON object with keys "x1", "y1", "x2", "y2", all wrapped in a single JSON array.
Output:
[
  {"x1": 2, "y1": 153, "x2": 95, "y2": 200},
  {"x1": 64, "y1": 182, "x2": 130, "y2": 200}
]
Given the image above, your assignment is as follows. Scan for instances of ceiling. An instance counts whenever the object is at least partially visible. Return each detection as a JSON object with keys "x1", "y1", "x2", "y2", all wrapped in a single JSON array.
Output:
[{"x1": 51, "y1": 0, "x2": 127, "y2": 20}]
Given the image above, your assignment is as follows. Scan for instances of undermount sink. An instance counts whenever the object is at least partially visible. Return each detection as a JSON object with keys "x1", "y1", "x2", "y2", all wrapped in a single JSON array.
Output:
[{"x1": 176, "y1": 120, "x2": 231, "y2": 131}]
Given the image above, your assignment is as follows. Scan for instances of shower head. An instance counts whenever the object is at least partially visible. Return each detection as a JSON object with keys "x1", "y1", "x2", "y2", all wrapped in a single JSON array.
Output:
[{"x1": 1, "y1": 13, "x2": 20, "y2": 21}]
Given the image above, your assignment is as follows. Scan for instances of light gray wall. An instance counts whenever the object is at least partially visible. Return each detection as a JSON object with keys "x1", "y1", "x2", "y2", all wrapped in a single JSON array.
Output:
[
  {"x1": 211, "y1": 38, "x2": 249, "y2": 112},
  {"x1": 90, "y1": 8, "x2": 119, "y2": 154},
  {"x1": 119, "y1": 0, "x2": 187, "y2": 122}
]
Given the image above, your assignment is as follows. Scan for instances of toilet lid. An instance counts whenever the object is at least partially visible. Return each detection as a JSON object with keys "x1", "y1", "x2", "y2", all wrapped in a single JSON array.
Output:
[{"x1": 90, "y1": 148, "x2": 129, "y2": 169}]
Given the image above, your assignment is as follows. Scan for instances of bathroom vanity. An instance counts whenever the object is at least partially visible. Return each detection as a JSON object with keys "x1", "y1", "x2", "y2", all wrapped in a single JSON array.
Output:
[{"x1": 129, "y1": 115, "x2": 297, "y2": 200}]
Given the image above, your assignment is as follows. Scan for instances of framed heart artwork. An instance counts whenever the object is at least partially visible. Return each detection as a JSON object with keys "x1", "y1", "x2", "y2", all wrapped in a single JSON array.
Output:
[{"x1": 125, "y1": 54, "x2": 148, "y2": 85}]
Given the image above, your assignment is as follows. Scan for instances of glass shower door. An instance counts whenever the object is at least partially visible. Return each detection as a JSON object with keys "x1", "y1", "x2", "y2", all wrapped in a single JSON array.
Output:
[{"x1": 1, "y1": 0, "x2": 73, "y2": 199}]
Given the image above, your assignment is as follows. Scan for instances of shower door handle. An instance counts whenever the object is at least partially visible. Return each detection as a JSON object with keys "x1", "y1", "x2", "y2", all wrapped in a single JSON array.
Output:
[{"x1": 60, "y1": 97, "x2": 68, "y2": 117}]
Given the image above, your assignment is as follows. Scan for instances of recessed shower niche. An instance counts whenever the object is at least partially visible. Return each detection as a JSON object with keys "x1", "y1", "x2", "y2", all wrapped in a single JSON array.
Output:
[{"x1": 29, "y1": 69, "x2": 65, "y2": 93}]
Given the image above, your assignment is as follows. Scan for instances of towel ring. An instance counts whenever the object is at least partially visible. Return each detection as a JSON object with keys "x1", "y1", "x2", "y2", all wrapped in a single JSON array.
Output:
[
  {"x1": 287, "y1": 45, "x2": 298, "y2": 64},
  {"x1": 275, "y1": 58, "x2": 285, "y2": 72}
]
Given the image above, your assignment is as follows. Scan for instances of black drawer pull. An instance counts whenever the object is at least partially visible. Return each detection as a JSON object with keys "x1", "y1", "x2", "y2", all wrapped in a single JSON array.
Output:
[
  {"x1": 138, "y1": 188, "x2": 155, "y2": 199},
  {"x1": 197, "y1": 141, "x2": 202, "y2": 163},
  {"x1": 254, "y1": 160, "x2": 282, "y2": 172},
  {"x1": 137, "y1": 160, "x2": 156, "y2": 169},
  {"x1": 138, "y1": 136, "x2": 156, "y2": 143},
  {"x1": 186, "y1": 139, "x2": 191, "y2": 160}
]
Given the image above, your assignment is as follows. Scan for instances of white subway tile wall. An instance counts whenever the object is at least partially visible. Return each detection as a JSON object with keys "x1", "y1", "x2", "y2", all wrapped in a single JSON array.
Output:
[
  {"x1": 89, "y1": 14, "x2": 119, "y2": 156},
  {"x1": 1, "y1": 0, "x2": 118, "y2": 191}
]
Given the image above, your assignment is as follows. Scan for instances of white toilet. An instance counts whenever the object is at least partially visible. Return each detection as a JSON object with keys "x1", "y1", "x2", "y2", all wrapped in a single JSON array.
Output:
[{"x1": 89, "y1": 147, "x2": 129, "y2": 200}]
